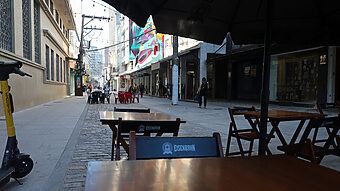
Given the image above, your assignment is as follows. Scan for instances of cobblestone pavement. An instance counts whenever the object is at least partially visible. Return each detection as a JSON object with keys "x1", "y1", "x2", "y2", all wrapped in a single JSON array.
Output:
[{"x1": 61, "y1": 96, "x2": 340, "y2": 190}]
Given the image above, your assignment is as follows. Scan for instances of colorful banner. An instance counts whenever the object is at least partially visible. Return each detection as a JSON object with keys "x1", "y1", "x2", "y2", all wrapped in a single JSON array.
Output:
[{"x1": 129, "y1": 17, "x2": 164, "y2": 70}]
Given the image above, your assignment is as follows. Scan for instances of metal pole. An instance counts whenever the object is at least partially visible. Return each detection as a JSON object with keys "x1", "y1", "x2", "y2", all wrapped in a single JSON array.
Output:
[
  {"x1": 172, "y1": 35, "x2": 179, "y2": 105},
  {"x1": 79, "y1": 15, "x2": 85, "y2": 64},
  {"x1": 259, "y1": 0, "x2": 272, "y2": 155}
]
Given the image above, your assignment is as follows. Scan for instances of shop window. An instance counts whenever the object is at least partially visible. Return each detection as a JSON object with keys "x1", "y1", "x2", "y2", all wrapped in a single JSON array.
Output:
[{"x1": 270, "y1": 51, "x2": 320, "y2": 102}]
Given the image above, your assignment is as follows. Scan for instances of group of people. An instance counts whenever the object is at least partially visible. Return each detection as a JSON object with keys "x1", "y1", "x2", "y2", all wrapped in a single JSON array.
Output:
[{"x1": 129, "y1": 83, "x2": 145, "y2": 98}]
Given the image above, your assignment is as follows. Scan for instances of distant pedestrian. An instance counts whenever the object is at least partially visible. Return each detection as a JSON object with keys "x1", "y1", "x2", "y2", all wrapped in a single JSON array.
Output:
[
  {"x1": 139, "y1": 83, "x2": 145, "y2": 98},
  {"x1": 197, "y1": 77, "x2": 208, "y2": 108},
  {"x1": 129, "y1": 85, "x2": 133, "y2": 93}
]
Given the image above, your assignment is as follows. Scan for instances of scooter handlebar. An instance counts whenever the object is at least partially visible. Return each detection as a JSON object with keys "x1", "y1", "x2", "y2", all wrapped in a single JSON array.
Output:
[
  {"x1": 12, "y1": 67, "x2": 32, "y2": 78},
  {"x1": 0, "y1": 61, "x2": 32, "y2": 78}
]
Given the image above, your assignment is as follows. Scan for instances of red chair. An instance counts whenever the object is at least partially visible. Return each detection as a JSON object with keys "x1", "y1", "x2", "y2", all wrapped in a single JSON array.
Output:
[
  {"x1": 112, "y1": 93, "x2": 118, "y2": 104},
  {"x1": 132, "y1": 93, "x2": 139, "y2": 103},
  {"x1": 124, "y1": 92, "x2": 132, "y2": 104},
  {"x1": 118, "y1": 91, "x2": 125, "y2": 104}
]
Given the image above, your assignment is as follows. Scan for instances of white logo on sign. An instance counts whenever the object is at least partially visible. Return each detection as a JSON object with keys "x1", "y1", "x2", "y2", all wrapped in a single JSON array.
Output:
[
  {"x1": 162, "y1": 142, "x2": 173, "y2": 155},
  {"x1": 139, "y1": 125, "x2": 145, "y2": 132}
]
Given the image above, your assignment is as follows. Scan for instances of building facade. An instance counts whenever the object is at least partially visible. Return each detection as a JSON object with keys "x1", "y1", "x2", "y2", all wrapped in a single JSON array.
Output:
[
  {"x1": 0, "y1": 0, "x2": 75, "y2": 116},
  {"x1": 207, "y1": 45, "x2": 340, "y2": 106}
]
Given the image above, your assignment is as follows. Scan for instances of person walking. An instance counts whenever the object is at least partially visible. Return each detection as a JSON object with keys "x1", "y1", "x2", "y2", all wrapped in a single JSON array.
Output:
[
  {"x1": 139, "y1": 83, "x2": 145, "y2": 98},
  {"x1": 197, "y1": 77, "x2": 208, "y2": 108}
]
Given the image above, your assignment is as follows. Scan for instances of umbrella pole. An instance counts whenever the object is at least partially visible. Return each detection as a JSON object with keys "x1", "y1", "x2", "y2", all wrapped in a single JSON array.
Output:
[{"x1": 259, "y1": 0, "x2": 272, "y2": 155}]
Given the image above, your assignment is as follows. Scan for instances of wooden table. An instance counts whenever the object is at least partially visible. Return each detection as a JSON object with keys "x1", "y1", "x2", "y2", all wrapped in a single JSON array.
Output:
[
  {"x1": 241, "y1": 110, "x2": 324, "y2": 154},
  {"x1": 100, "y1": 111, "x2": 186, "y2": 160},
  {"x1": 85, "y1": 155, "x2": 340, "y2": 191}
]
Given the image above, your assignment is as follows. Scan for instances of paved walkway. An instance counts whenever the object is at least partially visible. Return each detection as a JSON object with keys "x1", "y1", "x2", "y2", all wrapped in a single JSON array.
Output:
[
  {"x1": 0, "y1": 96, "x2": 87, "y2": 191},
  {"x1": 61, "y1": 96, "x2": 340, "y2": 190},
  {"x1": 1, "y1": 95, "x2": 339, "y2": 191}
]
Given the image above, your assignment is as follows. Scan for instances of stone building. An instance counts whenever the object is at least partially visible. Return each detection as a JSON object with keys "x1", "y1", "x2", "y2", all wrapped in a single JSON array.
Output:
[{"x1": 0, "y1": 0, "x2": 76, "y2": 115}]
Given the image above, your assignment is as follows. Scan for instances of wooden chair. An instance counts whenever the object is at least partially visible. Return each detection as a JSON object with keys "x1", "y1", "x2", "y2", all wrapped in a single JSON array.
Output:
[
  {"x1": 115, "y1": 118, "x2": 182, "y2": 160},
  {"x1": 313, "y1": 102, "x2": 338, "y2": 147},
  {"x1": 129, "y1": 132, "x2": 223, "y2": 160},
  {"x1": 226, "y1": 106, "x2": 266, "y2": 157},
  {"x1": 297, "y1": 116, "x2": 340, "y2": 164}
]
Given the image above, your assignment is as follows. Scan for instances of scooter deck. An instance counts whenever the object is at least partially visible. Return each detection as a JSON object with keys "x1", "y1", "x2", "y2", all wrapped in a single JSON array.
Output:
[{"x1": 0, "y1": 167, "x2": 15, "y2": 187}]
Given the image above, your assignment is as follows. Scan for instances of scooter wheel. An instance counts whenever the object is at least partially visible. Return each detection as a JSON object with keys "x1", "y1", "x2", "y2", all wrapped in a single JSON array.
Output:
[{"x1": 13, "y1": 158, "x2": 34, "y2": 178}]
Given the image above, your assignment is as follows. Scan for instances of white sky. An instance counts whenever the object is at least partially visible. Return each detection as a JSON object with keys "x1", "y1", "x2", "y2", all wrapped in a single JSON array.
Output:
[{"x1": 70, "y1": 0, "x2": 114, "y2": 50}]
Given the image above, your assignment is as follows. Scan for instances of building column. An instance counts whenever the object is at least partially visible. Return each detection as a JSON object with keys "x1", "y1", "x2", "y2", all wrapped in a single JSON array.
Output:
[
  {"x1": 327, "y1": 46, "x2": 336, "y2": 103},
  {"x1": 199, "y1": 45, "x2": 207, "y2": 83}
]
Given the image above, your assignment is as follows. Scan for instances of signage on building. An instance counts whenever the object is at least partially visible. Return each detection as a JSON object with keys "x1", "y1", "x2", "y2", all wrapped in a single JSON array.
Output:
[
  {"x1": 152, "y1": 62, "x2": 160, "y2": 71},
  {"x1": 320, "y1": 55, "x2": 327, "y2": 65}
]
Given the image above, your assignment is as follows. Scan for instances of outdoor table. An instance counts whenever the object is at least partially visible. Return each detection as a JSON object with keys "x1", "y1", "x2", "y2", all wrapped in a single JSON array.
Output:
[
  {"x1": 240, "y1": 110, "x2": 324, "y2": 154},
  {"x1": 84, "y1": 155, "x2": 340, "y2": 191},
  {"x1": 100, "y1": 111, "x2": 186, "y2": 160}
]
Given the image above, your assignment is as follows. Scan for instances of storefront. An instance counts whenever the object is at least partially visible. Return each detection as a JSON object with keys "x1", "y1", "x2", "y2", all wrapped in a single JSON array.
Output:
[
  {"x1": 179, "y1": 49, "x2": 199, "y2": 100},
  {"x1": 269, "y1": 47, "x2": 328, "y2": 104}
]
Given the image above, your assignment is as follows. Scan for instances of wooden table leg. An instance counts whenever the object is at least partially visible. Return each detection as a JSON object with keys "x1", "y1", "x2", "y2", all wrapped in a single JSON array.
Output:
[
  {"x1": 299, "y1": 119, "x2": 317, "y2": 145},
  {"x1": 109, "y1": 125, "x2": 117, "y2": 161},
  {"x1": 270, "y1": 120, "x2": 288, "y2": 149},
  {"x1": 290, "y1": 119, "x2": 306, "y2": 145},
  {"x1": 317, "y1": 128, "x2": 340, "y2": 164}
]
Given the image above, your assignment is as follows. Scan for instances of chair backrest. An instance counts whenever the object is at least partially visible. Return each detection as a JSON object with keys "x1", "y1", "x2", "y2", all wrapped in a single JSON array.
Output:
[
  {"x1": 117, "y1": 118, "x2": 181, "y2": 136},
  {"x1": 114, "y1": 107, "x2": 150, "y2": 113},
  {"x1": 129, "y1": 132, "x2": 224, "y2": 160},
  {"x1": 315, "y1": 116, "x2": 340, "y2": 128},
  {"x1": 228, "y1": 106, "x2": 256, "y2": 127},
  {"x1": 125, "y1": 92, "x2": 132, "y2": 98}
]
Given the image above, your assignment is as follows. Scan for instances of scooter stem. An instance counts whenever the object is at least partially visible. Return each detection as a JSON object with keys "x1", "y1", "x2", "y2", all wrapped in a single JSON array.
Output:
[{"x1": 0, "y1": 81, "x2": 16, "y2": 137}]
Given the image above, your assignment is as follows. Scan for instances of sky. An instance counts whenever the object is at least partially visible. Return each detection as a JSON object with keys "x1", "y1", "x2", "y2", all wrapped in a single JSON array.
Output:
[{"x1": 70, "y1": 0, "x2": 115, "y2": 50}]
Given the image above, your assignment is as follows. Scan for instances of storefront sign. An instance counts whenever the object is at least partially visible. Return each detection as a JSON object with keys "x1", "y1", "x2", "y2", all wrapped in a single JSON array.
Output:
[
  {"x1": 244, "y1": 66, "x2": 250, "y2": 75},
  {"x1": 152, "y1": 62, "x2": 160, "y2": 71},
  {"x1": 320, "y1": 55, "x2": 327, "y2": 64},
  {"x1": 76, "y1": 77, "x2": 81, "y2": 88}
]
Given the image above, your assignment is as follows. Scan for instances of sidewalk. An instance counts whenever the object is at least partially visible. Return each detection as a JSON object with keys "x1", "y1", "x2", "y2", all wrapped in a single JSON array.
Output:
[{"x1": 0, "y1": 96, "x2": 87, "y2": 191}]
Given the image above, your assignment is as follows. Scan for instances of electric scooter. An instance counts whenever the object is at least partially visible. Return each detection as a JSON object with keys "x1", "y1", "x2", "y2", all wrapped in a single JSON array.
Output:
[{"x1": 0, "y1": 61, "x2": 33, "y2": 188}]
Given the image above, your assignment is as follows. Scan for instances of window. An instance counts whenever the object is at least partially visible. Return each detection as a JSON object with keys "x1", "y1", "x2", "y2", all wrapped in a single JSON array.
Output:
[
  {"x1": 50, "y1": 0, "x2": 53, "y2": 15},
  {"x1": 55, "y1": 11, "x2": 59, "y2": 23},
  {"x1": 34, "y1": 1, "x2": 41, "y2": 64},
  {"x1": 46, "y1": 45, "x2": 50, "y2": 80},
  {"x1": 59, "y1": 18, "x2": 62, "y2": 29},
  {"x1": 64, "y1": 60, "x2": 66, "y2": 82},
  {"x1": 45, "y1": 0, "x2": 48, "y2": 6},
  {"x1": 51, "y1": 49, "x2": 54, "y2": 81},
  {"x1": 60, "y1": 57, "x2": 62, "y2": 82},
  {"x1": 56, "y1": 54, "x2": 59, "y2": 81},
  {"x1": 0, "y1": 0, "x2": 13, "y2": 52},
  {"x1": 22, "y1": 0, "x2": 32, "y2": 60}
]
